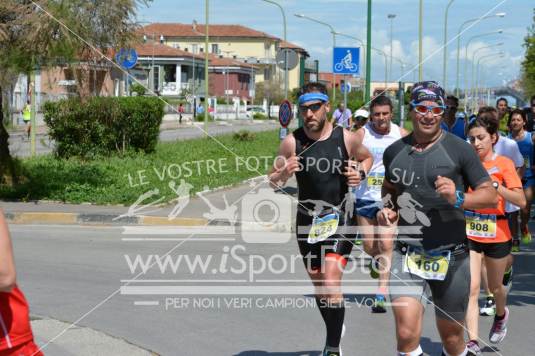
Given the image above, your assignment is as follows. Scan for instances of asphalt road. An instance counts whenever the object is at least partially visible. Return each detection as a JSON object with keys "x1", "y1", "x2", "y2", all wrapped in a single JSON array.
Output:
[
  {"x1": 10, "y1": 224, "x2": 534, "y2": 355},
  {"x1": 8, "y1": 120, "x2": 281, "y2": 157}
]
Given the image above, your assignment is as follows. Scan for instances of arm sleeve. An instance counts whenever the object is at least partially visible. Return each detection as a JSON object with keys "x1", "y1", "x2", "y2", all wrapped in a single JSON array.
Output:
[
  {"x1": 501, "y1": 157, "x2": 523, "y2": 189},
  {"x1": 459, "y1": 141, "x2": 491, "y2": 189}
]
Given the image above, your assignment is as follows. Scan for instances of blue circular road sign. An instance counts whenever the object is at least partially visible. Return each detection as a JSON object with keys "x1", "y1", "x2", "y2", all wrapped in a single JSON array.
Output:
[{"x1": 279, "y1": 100, "x2": 293, "y2": 128}]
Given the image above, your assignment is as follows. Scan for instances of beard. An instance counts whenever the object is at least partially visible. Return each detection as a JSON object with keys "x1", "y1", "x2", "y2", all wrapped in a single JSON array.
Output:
[{"x1": 304, "y1": 116, "x2": 326, "y2": 132}]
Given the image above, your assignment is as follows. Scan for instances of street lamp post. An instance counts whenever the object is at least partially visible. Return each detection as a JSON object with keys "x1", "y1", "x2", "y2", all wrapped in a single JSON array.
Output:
[
  {"x1": 469, "y1": 42, "x2": 503, "y2": 110},
  {"x1": 366, "y1": 0, "x2": 372, "y2": 103},
  {"x1": 204, "y1": 0, "x2": 209, "y2": 136},
  {"x1": 442, "y1": 0, "x2": 455, "y2": 89},
  {"x1": 454, "y1": 12, "x2": 506, "y2": 97},
  {"x1": 295, "y1": 14, "x2": 337, "y2": 102},
  {"x1": 261, "y1": 0, "x2": 288, "y2": 99},
  {"x1": 418, "y1": 0, "x2": 423, "y2": 81},
  {"x1": 463, "y1": 30, "x2": 503, "y2": 109},
  {"x1": 387, "y1": 14, "x2": 396, "y2": 84},
  {"x1": 474, "y1": 52, "x2": 504, "y2": 111},
  {"x1": 374, "y1": 48, "x2": 388, "y2": 92}
]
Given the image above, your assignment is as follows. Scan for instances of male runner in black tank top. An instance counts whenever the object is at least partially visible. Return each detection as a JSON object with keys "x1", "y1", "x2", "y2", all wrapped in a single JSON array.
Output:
[{"x1": 269, "y1": 82, "x2": 373, "y2": 356}]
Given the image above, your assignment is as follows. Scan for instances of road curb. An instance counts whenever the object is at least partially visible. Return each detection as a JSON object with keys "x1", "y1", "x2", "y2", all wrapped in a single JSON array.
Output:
[{"x1": 5, "y1": 211, "x2": 293, "y2": 232}]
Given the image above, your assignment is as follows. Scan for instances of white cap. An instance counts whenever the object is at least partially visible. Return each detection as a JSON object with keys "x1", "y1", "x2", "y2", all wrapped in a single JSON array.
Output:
[{"x1": 354, "y1": 109, "x2": 369, "y2": 119}]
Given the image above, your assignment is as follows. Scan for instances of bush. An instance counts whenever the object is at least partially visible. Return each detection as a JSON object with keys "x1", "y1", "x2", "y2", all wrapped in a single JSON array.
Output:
[
  {"x1": 253, "y1": 112, "x2": 267, "y2": 120},
  {"x1": 43, "y1": 96, "x2": 164, "y2": 158},
  {"x1": 233, "y1": 130, "x2": 256, "y2": 141},
  {"x1": 130, "y1": 83, "x2": 146, "y2": 96}
]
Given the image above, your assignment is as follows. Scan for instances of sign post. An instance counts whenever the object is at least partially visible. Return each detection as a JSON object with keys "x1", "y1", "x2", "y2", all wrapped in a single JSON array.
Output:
[{"x1": 278, "y1": 100, "x2": 293, "y2": 140}]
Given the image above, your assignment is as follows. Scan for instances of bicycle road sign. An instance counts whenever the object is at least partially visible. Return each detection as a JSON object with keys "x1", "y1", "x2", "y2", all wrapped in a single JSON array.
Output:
[{"x1": 333, "y1": 47, "x2": 360, "y2": 75}]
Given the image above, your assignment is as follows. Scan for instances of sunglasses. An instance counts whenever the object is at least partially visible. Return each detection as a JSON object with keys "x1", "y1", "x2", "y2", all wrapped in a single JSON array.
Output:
[
  {"x1": 299, "y1": 102, "x2": 324, "y2": 114},
  {"x1": 411, "y1": 102, "x2": 446, "y2": 116}
]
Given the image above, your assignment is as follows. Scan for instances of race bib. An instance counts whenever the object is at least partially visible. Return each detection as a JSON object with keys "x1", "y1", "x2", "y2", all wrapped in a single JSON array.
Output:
[
  {"x1": 367, "y1": 173, "x2": 384, "y2": 189},
  {"x1": 308, "y1": 212, "x2": 339, "y2": 244},
  {"x1": 403, "y1": 248, "x2": 451, "y2": 281},
  {"x1": 465, "y1": 211, "x2": 497, "y2": 238}
]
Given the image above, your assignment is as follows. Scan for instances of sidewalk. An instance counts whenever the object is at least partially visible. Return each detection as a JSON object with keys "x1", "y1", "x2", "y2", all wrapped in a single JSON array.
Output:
[
  {"x1": 7, "y1": 115, "x2": 274, "y2": 136},
  {"x1": 31, "y1": 317, "x2": 156, "y2": 355},
  {"x1": 2, "y1": 178, "x2": 298, "y2": 232}
]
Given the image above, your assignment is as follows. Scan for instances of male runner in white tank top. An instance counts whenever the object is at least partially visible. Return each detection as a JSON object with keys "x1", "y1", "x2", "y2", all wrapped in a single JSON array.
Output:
[{"x1": 354, "y1": 95, "x2": 409, "y2": 313}]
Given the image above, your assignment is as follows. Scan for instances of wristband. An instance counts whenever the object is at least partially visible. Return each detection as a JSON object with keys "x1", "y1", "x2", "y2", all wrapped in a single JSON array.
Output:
[{"x1": 453, "y1": 190, "x2": 465, "y2": 208}]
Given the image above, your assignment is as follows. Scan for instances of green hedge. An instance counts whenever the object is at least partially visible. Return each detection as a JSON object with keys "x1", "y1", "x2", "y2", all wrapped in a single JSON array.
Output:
[{"x1": 43, "y1": 96, "x2": 164, "y2": 158}]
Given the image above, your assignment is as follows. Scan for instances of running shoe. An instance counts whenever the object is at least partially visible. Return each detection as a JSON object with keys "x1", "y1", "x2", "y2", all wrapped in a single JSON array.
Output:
[
  {"x1": 369, "y1": 259, "x2": 379, "y2": 279},
  {"x1": 503, "y1": 266, "x2": 513, "y2": 293},
  {"x1": 512, "y1": 239, "x2": 520, "y2": 253},
  {"x1": 480, "y1": 295, "x2": 496, "y2": 316},
  {"x1": 371, "y1": 294, "x2": 387, "y2": 313},
  {"x1": 466, "y1": 340, "x2": 482, "y2": 355},
  {"x1": 521, "y1": 228, "x2": 532, "y2": 244},
  {"x1": 489, "y1": 307, "x2": 509, "y2": 344}
]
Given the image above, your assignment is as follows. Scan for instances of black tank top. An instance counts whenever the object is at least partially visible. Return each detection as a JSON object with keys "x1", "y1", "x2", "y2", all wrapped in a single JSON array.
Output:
[{"x1": 294, "y1": 127, "x2": 349, "y2": 211}]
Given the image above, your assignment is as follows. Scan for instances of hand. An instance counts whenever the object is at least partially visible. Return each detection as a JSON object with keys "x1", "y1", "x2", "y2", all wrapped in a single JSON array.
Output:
[
  {"x1": 344, "y1": 160, "x2": 361, "y2": 187},
  {"x1": 376, "y1": 208, "x2": 397, "y2": 226},
  {"x1": 279, "y1": 155, "x2": 301, "y2": 179},
  {"x1": 435, "y1": 175, "x2": 456, "y2": 205}
]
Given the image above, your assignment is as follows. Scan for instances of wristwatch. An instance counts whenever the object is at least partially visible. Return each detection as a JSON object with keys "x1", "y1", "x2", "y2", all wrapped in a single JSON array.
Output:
[
  {"x1": 359, "y1": 170, "x2": 366, "y2": 181},
  {"x1": 492, "y1": 181, "x2": 499, "y2": 190},
  {"x1": 453, "y1": 190, "x2": 465, "y2": 208}
]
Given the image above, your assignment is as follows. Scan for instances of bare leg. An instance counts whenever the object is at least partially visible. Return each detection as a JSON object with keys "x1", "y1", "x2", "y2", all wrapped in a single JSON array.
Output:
[
  {"x1": 392, "y1": 297, "x2": 424, "y2": 352},
  {"x1": 466, "y1": 250, "x2": 483, "y2": 341}
]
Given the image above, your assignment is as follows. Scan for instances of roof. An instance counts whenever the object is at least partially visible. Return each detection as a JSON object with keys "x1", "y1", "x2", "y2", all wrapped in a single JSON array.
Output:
[
  {"x1": 279, "y1": 40, "x2": 306, "y2": 53},
  {"x1": 134, "y1": 41, "x2": 204, "y2": 59},
  {"x1": 142, "y1": 23, "x2": 277, "y2": 40}
]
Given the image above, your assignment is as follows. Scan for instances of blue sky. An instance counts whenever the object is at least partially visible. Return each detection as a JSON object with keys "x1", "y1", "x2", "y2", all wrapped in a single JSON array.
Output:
[{"x1": 138, "y1": 0, "x2": 533, "y2": 91}]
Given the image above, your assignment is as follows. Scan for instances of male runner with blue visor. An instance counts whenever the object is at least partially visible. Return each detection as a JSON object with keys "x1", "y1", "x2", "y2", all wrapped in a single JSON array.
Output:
[{"x1": 269, "y1": 82, "x2": 373, "y2": 356}]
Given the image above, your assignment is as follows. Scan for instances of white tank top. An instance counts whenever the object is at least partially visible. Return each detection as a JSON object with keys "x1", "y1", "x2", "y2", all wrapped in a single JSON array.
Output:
[{"x1": 355, "y1": 121, "x2": 402, "y2": 202}]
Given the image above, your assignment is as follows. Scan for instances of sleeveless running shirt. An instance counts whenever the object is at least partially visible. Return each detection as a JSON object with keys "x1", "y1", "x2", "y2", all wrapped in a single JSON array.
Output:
[
  {"x1": 294, "y1": 127, "x2": 349, "y2": 211},
  {"x1": 440, "y1": 113, "x2": 466, "y2": 140},
  {"x1": 355, "y1": 122, "x2": 402, "y2": 202},
  {"x1": 383, "y1": 132, "x2": 490, "y2": 251},
  {"x1": 508, "y1": 131, "x2": 534, "y2": 180}
]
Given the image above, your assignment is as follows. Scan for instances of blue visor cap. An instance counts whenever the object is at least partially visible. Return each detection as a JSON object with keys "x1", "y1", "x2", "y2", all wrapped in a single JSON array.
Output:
[{"x1": 298, "y1": 92, "x2": 329, "y2": 105}]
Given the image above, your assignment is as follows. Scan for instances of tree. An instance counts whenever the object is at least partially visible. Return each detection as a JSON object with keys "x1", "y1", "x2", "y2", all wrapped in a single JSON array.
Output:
[
  {"x1": 0, "y1": 0, "x2": 149, "y2": 185},
  {"x1": 521, "y1": 8, "x2": 535, "y2": 97}
]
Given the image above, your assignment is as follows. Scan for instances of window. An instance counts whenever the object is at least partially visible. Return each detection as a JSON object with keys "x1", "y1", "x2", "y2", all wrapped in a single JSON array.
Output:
[
  {"x1": 199, "y1": 47, "x2": 204, "y2": 53},
  {"x1": 211, "y1": 44, "x2": 219, "y2": 54},
  {"x1": 153, "y1": 66, "x2": 160, "y2": 91},
  {"x1": 191, "y1": 44, "x2": 198, "y2": 54},
  {"x1": 163, "y1": 64, "x2": 176, "y2": 83}
]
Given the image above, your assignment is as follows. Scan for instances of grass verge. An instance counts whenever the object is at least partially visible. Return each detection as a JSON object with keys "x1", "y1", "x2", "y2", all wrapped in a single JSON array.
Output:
[{"x1": 1, "y1": 130, "x2": 280, "y2": 205}]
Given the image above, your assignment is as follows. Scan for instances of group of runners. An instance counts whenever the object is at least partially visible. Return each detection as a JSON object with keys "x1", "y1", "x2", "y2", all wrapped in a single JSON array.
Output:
[{"x1": 269, "y1": 81, "x2": 534, "y2": 356}]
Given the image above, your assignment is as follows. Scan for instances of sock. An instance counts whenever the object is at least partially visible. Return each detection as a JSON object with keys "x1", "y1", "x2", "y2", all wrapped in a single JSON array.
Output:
[
  {"x1": 495, "y1": 312, "x2": 506, "y2": 321},
  {"x1": 447, "y1": 346, "x2": 468, "y2": 356},
  {"x1": 486, "y1": 293, "x2": 494, "y2": 299},
  {"x1": 323, "y1": 301, "x2": 345, "y2": 348},
  {"x1": 315, "y1": 296, "x2": 329, "y2": 323},
  {"x1": 324, "y1": 345, "x2": 340, "y2": 353},
  {"x1": 397, "y1": 345, "x2": 423, "y2": 356},
  {"x1": 469, "y1": 339, "x2": 479, "y2": 346}
]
